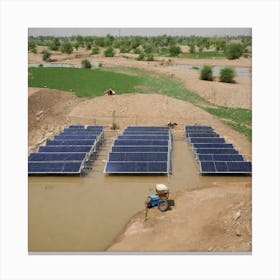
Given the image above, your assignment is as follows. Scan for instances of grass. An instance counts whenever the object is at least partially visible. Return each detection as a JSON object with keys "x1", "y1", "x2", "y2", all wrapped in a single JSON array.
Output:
[
  {"x1": 28, "y1": 66, "x2": 251, "y2": 141},
  {"x1": 180, "y1": 51, "x2": 225, "y2": 59}
]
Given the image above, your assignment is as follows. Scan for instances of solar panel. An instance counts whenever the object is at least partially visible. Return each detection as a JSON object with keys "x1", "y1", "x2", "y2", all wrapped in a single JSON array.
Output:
[
  {"x1": 46, "y1": 140, "x2": 95, "y2": 146},
  {"x1": 108, "y1": 152, "x2": 168, "y2": 162},
  {"x1": 192, "y1": 143, "x2": 233, "y2": 149},
  {"x1": 123, "y1": 131, "x2": 170, "y2": 134},
  {"x1": 28, "y1": 152, "x2": 87, "y2": 162},
  {"x1": 117, "y1": 135, "x2": 169, "y2": 140},
  {"x1": 38, "y1": 145, "x2": 92, "y2": 153},
  {"x1": 195, "y1": 148, "x2": 239, "y2": 155},
  {"x1": 111, "y1": 146, "x2": 169, "y2": 152},
  {"x1": 104, "y1": 161, "x2": 168, "y2": 173},
  {"x1": 126, "y1": 126, "x2": 169, "y2": 130},
  {"x1": 69, "y1": 125, "x2": 85, "y2": 128},
  {"x1": 54, "y1": 135, "x2": 97, "y2": 140},
  {"x1": 190, "y1": 138, "x2": 225, "y2": 143},
  {"x1": 114, "y1": 139, "x2": 169, "y2": 146},
  {"x1": 200, "y1": 161, "x2": 252, "y2": 174},
  {"x1": 187, "y1": 133, "x2": 219, "y2": 138},
  {"x1": 197, "y1": 154, "x2": 244, "y2": 161},
  {"x1": 28, "y1": 161, "x2": 83, "y2": 174}
]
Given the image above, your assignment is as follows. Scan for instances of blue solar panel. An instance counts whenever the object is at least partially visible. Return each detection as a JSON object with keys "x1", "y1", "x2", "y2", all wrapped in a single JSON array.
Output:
[
  {"x1": 28, "y1": 152, "x2": 87, "y2": 162},
  {"x1": 46, "y1": 140, "x2": 95, "y2": 146},
  {"x1": 126, "y1": 126, "x2": 169, "y2": 130},
  {"x1": 105, "y1": 161, "x2": 168, "y2": 173},
  {"x1": 114, "y1": 140, "x2": 168, "y2": 146},
  {"x1": 195, "y1": 148, "x2": 239, "y2": 155},
  {"x1": 123, "y1": 131, "x2": 169, "y2": 134},
  {"x1": 200, "y1": 161, "x2": 251, "y2": 174},
  {"x1": 187, "y1": 133, "x2": 219, "y2": 138},
  {"x1": 111, "y1": 146, "x2": 168, "y2": 152},
  {"x1": 118, "y1": 135, "x2": 169, "y2": 140},
  {"x1": 190, "y1": 138, "x2": 225, "y2": 143},
  {"x1": 197, "y1": 154, "x2": 244, "y2": 161},
  {"x1": 69, "y1": 125, "x2": 85, "y2": 128},
  {"x1": 28, "y1": 161, "x2": 83, "y2": 174},
  {"x1": 109, "y1": 152, "x2": 168, "y2": 162},
  {"x1": 59, "y1": 132, "x2": 100, "y2": 136},
  {"x1": 38, "y1": 145, "x2": 92, "y2": 153},
  {"x1": 186, "y1": 125, "x2": 213, "y2": 131},
  {"x1": 192, "y1": 143, "x2": 233, "y2": 149},
  {"x1": 54, "y1": 135, "x2": 97, "y2": 140}
]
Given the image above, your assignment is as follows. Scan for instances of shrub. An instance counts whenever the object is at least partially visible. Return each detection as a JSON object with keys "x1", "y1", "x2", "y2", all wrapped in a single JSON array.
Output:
[
  {"x1": 146, "y1": 54, "x2": 154, "y2": 61},
  {"x1": 42, "y1": 50, "x2": 51, "y2": 61},
  {"x1": 74, "y1": 42, "x2": 79, "y2": 50},
  {"x1": 219, "y1": 67, "x2": 236, "y2": 83},
  {"x1": 200, "y1": 65, "x2": 213, "y2": 81},
  {"x1": 48, "y1": 38, "x2": 60, "y2": 51},
  {"x1": 60, "y1": 41, "x2": 73, "y2": 54},
  {"x1": 120, "y1": 46, "x2": 129, "y2": 53},
  {"x1": 81, "y1": 59, "x2": 92, "y2": 69},
  {"x1": 169, "y1": 45, "x2": 181, "y2": 57},
  {"x1": 111, "y1": 122, "x2": 119, "y2": 130},
  {"x1": 104, "y1": 47, "x2": 115, "y2": 57},
  {"x1": 137, "y1": 53, "x2": 145, "y2": 61},
  {"x1": 225, "y1": 43, "x2": 243, "y2": 60},
  {"x1": 91, "y1": 47, "x2": 100, "y2": 55}
]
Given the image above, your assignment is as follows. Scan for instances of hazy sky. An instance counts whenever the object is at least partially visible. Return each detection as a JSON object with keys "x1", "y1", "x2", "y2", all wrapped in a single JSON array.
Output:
[{"x1": 29, "y1": 28, "x2": 251, "y2": 37}]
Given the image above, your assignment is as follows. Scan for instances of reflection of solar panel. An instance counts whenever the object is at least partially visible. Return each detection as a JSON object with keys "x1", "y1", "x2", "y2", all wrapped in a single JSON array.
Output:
[
  {"x1": 105, "y1": 126, "x2": 171, "y2": 175},
  {"x1": 108, "y1": 152, "x2": 168, "y2": 162},
  {"x1": 28, "y1": 161, "x2": 83, "y2": 174},
  {"x1": 200, "y1": 161, "x2": 252, "y2": 174},
  {"x1": 195, "y1": 148, "x2": 239, "y2": 155},
  {"x1": 190, "y1": 138, "x2": 225, "y2": 143},
  {"x1": 185, "y1": 125, "x2": 251, "y2": 175},
  {"x1": 38, "y1": 145, "x2": 92, "y2": 153},
  {"x1": 112, "y1": 146, "x2": 168, "y2": 153},
  {"x1": 197, "y1": 154, "x2": 244, "y2": 162},
  {"x1": 105, "y1": 161, "x2": 168, "y2": 173},
  {"x1": 28, "y1": 152, "x2": 88, "y2": 162}
]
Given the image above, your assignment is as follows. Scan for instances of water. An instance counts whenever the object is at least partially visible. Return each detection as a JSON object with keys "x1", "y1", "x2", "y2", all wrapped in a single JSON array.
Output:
[
  {"x1": 172, "y1": 65, "x2": 251, "y2": 77},
  {"x1": 28, "y1": 131, "x2": 251, "y2": 251}
]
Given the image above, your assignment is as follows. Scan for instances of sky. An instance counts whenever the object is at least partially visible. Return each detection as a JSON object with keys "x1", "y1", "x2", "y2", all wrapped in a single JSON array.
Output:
[{"x1": 28, "y1": 28, "x2": 251, "y2": 37}]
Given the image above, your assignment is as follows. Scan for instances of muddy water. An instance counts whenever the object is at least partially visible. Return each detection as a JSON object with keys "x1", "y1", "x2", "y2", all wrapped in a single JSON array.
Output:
[{"x1": 28, "y1": 130, "x2": 251, "y2": 251}]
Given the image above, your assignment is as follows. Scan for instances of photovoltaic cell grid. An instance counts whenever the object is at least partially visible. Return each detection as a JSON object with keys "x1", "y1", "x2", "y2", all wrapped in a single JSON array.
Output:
[
  {"x1": 185, "y1": 125, "x2": 251, "y2": 175},
  {"x1": 104, "y1": 126, "x2": 172, "y2": 174},
  {"x1": 28, "y1": 125, "x2": 104, "y2": 175}
]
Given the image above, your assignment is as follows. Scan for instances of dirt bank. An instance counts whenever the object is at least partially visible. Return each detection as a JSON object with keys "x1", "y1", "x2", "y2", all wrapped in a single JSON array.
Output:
[{"x1": 107, "y1": 183, "x2": 252, "y2": 252}]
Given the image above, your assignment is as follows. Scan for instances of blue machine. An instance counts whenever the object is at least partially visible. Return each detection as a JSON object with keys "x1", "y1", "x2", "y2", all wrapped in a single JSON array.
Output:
[{"x1": 145, "y1": 184, "x2": 169, "y2": 212}]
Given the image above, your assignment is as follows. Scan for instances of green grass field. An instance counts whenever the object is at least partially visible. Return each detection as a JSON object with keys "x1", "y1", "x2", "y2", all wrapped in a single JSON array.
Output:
[{"x1": 28, "y1": 66, "x2": 251, "y2": 141}]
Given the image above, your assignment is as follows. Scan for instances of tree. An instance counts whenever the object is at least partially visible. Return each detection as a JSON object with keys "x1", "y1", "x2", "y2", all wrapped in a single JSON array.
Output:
[
  {"x1": 104, "y1": 47, "x2": 115, "y2": 57},
  {"x1": 169, "y1": 45, "x2": 181, "y2": 57},
  {"x1": 48, "y1": 38, "x2": 60, "y2": 51},
  {"x1": 76, "y1": 35, "x2": 84, "y2": 47},
  {"x1": 42, "y1": 50, "x2": 51, "y2": 61},
  {"x1": 74, "y1": 42, "x2": 79, "y2": 50},
  {"x1": 137, "y1": 52, "x2": 145, "y2": 61},
  {"x1": 60, "y1": 41, "x2": 73, "y2": 54},
  {"x1": 146, "y1": 54, "x2": 154, "y2": 61},
  {"x1": 28, "y1": 41, "x2": 37, "y2": 53},
  {"x1": 219, "y1": 67, "x2": 235, "y2": 83},
  {"x1": 225, "y1": 43, "x2": 243, "y2": 60},
  {"x1": 81, "y1": 59, "x2": 92, "y2": 68},
  {"x1": 200, "y1": 65, "x2": 213, "y2": 81},
  {"x1": 91, "y1": 47, "x2": 100, "y2": 55},
  {"x1": 188, "y1": 42, "x2": 196, "y2": 54}
]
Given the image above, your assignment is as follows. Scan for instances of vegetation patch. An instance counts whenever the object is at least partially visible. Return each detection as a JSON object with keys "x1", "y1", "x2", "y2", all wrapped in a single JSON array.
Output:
[{"x1": 180, "y1": 51, "x2": 225, "y2": 59}]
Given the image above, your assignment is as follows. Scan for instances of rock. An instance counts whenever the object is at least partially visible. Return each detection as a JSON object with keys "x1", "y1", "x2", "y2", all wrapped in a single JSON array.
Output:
[
  {"x1": 234, "y1": 210, "x2": 241, "y2": 221},
  {"x1": 235, "y1": 226, "x2": 242, "y2": 237}
]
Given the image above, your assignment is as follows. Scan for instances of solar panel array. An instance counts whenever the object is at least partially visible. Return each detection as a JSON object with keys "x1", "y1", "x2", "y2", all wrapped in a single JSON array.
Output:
[
  {"x1": 185, "y1": 125, "x2": 252, "y2": 175},
  {"x1": 28, "y1": 125, "x2": 104, "y2": 175},
  {"x1": 104, "y1": 126, "x2": 172, "y2": 174}
]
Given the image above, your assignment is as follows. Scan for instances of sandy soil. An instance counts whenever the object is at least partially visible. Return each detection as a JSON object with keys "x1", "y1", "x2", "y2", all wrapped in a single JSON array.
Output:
[
  {"x1": 107, "y1": 183, "x2": 251, "y2": 252},
  {"x1": 28, "y1": 48, "x2": 252, "y2": 108}
]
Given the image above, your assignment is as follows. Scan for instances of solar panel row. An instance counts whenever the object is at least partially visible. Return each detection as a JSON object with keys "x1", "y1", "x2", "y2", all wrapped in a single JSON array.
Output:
[
  {"x1": 28, "y1": 125, "x2": 104, "y2": 175},
  {"x1": 185, "y1": 125, "x2": 251, "y2": 175},
  {"x1": 104, "y1": 126, "x2": 171, "y2": 174}
]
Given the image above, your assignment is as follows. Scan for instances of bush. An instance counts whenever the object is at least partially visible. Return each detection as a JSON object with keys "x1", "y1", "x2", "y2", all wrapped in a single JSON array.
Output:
[
  {"x1": 225, "y1": 43, "x2": 243, "y2": 60},
  {"x1": 137, "y1": 53, "x2": 145, "y2": 61},
  {"x1": 81, "y1": 59, "x2": 92, "y2": 68},
  {"x1": 60, "y1": 41, "x2": 73, "y2": 54},
  {"x1": 104, "y1": 47, "x2": 115, "y2": 57},
  {"x1": 169, "y1": 45, "x2": 181, "y2": 57},
  {"x1": 200, "y1": 65, "x2": 213, "y2": 81},
  {"x1": 219, "y1": 67, "x2": 236, "y2": 83},
  {"x1": 146, "y1": 54, "x2": 154, "y2": 61},
  {"x1": 42, "y1": 50, "x2": 51, "y2": 61},
  {"x1": 111, "y1": 122, "x2": 119, "y2": 130},
  {"x1": 91, "y1": 47, "x2": 100, "y2": 55}
]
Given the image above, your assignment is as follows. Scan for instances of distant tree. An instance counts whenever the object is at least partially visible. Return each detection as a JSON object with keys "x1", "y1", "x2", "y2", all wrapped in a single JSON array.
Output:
[
  {"x1": 86, "y1": 42, "x2": 92, "y2": 50},
  {"x1": 143, "y1": 43, "x2": 153, "y2": 54},
  {"x1": 42, "y1": 50, "x2": 51, "y2": 61},
  {"x1": 74, "y1": 42, "x2": 79, "y2": 50},
  {"x1": 169, "y1": 45, "x2": 181, "y2": 57},
  {"x1": 81, "y1": 59, "x2": 92, "y2": 68},
  {"x1": 76, "y1": 35, "x2": 84, "y2": 47},
  {"x1": 28, "y1": 41, "x2": 37, "y2": 53},
  {"x1": 95, "y1": 37, "x2": 105, "y2": 47},
  {"x1": 137, "y1": 52, "x2": 145, "y2": 61},
  {"x1": 146, "y1": 54, "x2": 154, "y2": 61},
  {"x1": 104, "y1": 47, "x2": 115, "y2": 57},
  {"x1": 215, "y1": 39, "x2": 226, "y2": 51},
  {"x1": 225, "y1": 43, "x2": 243, "y2": 60},
  {"x1": 219, "y1": 67, "x2": 235, "y2": 83},
  {"x1": 60, "y1": 41, "x2": 73, "y2": 54},
  {"x1": 91, "y1": 47, "x2": 100, "y2": 55},
  {"x1": 120, "y1": 45, "x2": 129, "y2": 53},
  {"x1": 104, "y1": 34, "x2": 114, "y2": 47},
  {"x1": 200, "y1": 65, "x2": 213, "y2": 81},
  {"x1": 48, "y1": 38, "x2": 60, "y2": 51},
  {"x1": 188, "y1": 42, "x2": 196, "y2": 54}
]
